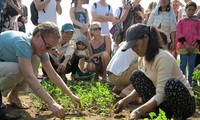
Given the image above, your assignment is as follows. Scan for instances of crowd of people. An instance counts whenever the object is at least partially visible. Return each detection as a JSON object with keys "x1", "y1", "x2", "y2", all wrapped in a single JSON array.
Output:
[{"x1": 0, "y1": 0, "x2": 200, "y2": 119}]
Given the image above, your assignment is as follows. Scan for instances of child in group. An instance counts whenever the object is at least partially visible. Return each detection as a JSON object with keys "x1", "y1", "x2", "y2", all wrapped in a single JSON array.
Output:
[
  {"x1": 72, "y1": 35, "x2": 93, "y2": 80},
  {"x1": 176, "y1": 1, "x2": 200, "y2": 84}
]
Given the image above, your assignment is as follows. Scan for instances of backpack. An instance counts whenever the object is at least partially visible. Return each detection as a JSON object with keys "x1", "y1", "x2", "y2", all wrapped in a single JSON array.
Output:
[
  {"x1": 109, "y1": 7, "x2": 123, "y2": 45},
  {"x1": 30, "y1": 0, "x2": 45, "y2": 26},
  {"x1": 93, "y1": 2, "x2": 111, "y2": 12}
]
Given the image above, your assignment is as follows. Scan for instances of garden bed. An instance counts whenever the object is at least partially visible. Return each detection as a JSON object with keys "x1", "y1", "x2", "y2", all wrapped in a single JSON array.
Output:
[{"x1": 3, "y1": 79, "x2": 200, "y2": 120}]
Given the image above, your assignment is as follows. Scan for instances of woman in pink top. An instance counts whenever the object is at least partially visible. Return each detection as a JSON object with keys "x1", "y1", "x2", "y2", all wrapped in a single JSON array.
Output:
[{"x1": 176, "y1": 1, "x2": 200, "y2": 84}]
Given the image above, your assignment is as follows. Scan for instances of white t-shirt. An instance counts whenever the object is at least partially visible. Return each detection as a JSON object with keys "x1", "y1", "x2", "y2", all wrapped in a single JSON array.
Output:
[
  {"x1": 91, "y1": 2, "x2": 113, "y2": 35},
  {"x1": 106, "y1": 42, "x2": 138, "y2": 75},
  {"x1": 38, "y1": 0, "x2": 57, "y2": 24}
]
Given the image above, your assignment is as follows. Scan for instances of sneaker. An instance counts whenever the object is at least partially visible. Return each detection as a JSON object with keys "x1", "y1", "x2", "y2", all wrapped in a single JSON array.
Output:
[{"x1": 74, "y1": 70, "x2": 95, "y2": 80}]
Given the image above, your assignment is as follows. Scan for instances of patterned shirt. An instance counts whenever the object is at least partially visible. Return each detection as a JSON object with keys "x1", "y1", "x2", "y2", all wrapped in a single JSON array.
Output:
[{"x1": 147, "y1": 11, "x2": 176, "y2": 43}]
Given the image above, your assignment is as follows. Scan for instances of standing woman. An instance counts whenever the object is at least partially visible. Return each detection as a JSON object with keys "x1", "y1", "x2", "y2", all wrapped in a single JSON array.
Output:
[
  {"x1": 171, "y1": 0, "x2": 183, "y2": 21},
  {"x1": 70, "y1": 0, "x2": 90, "y2": 72},
  {"x1": 114, "y1": 23, "x2": 195, "y2": 120},
  {"x1": 87, "y1": 22, "x2": 111, "y2": 81},
  {"x1": 147, "y1": 0, "x2": 176, "y2": 53}
]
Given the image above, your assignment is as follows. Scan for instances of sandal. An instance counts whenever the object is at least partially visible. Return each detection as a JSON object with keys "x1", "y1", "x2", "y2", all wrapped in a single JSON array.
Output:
[
  {"x1": 8, "y1": 98, "x2": 29, "y2": 109},
  {"x1": 8, "y1": 102, "x2": 29, "y2": 109},
  {"x1": 0, "y1": 103, "x2": 7, "y2": 109}
]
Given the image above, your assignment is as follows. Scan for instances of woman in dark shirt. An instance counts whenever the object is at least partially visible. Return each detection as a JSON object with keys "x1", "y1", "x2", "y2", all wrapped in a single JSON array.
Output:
[{"x1": 87, "y1": 22, "x2": 111, "y2": 81}]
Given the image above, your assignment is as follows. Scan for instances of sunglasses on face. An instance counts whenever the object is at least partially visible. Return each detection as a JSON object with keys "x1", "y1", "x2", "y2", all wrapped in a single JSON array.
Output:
[
  {"x1": 41, "y1": 36, "x2": 53, "y2": 51},
  {"x1": 92, "y1": 27, "x2": 102, "y2": 31}
]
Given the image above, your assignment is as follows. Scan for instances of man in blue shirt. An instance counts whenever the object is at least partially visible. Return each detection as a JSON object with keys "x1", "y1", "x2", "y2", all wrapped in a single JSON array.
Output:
[{"x1": 0, "y1": 22, "x2": 81, "y2": 118}]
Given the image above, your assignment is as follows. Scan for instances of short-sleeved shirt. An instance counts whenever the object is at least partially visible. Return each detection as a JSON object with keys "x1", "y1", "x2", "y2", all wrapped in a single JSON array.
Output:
[
  {"x1": 0, "y1": 31, "x2": 48, "y2": 62},
  {"x1": 91, "y1": 2, "x2": 113, "y2": 35},
  {"x1": 106, "y1": 42, "x2": 138, "y2": 75}
]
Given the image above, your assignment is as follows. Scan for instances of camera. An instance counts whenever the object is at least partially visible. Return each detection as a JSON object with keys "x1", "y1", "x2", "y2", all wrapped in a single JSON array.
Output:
[{"x1": 125, "y1": 0, "x2": 131, "y2": 5}]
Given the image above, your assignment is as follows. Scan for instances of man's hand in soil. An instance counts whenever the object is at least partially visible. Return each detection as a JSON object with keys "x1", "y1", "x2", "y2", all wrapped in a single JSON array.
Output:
[
  {"x1": 49, "y1": 102, "x2": 65, "y2": 118},
  {"x1": 113, "y1": 99, "x2": 127, "y2": 114},
  {"x1": 70, "y1": 94, "x2": 81, "y2": 108}
]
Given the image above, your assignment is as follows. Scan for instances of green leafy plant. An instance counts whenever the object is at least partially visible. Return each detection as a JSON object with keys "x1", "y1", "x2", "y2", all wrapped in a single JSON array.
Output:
[
  {"x1": 192, "y1": 70, "x2": 200, "y2": 106},
  {"x1": 29, "y1": 79, "x2": 114, "y2": 117},
  {"x1": 192, "y1": 70, "x2": 200, "y2": 82},
  {"x1": 144, "y1": 109, "x2": 173, "y2": 120}
]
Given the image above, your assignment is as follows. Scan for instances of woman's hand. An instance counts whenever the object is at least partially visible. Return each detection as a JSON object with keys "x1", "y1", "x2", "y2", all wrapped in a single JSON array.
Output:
[
  {"x1": 183, "y1": 42, "x2": 191, "y2": 53},
  {"x1": 81, "y1": 24, "x2": 88, "y2": 33},
  {"x1": 113, "y1": 99, "x2": 127, "y2": 114},
  {"x1": 169, "y1": 42, "x2": 175, "y2": 51},
  {"x1": 130, "y1": 109, "x2": 141, "y2": 120},
  {"x1": 124, "y1": 3, "x2": 131, "y2": 11},
  {"x1": 49, "y1": 102, "x2": 65, "y2": 118}
]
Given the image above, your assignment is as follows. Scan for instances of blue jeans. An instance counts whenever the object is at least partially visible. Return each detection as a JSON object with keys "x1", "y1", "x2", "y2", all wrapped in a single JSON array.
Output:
[
  {"x1": 180, "y1": 53, "x2": 196, "y2": 83},
  {"x1": 0, "y1": 0, "x2": 6, "y2": 12}
]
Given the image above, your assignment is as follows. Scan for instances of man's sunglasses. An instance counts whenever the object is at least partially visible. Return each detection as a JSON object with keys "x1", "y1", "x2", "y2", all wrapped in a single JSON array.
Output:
[
  {"x1": 41, "y1": 36, "x2": 53, "y2": 50},
  {"x1": 92, "y1": 27, "x2": 102, "y2": 31}
]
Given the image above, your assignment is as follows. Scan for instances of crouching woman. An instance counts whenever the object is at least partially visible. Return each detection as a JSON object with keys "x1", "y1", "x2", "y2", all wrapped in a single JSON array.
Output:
[{"x1": 114, "y1": 23, "x2": 195, "y2": 120}]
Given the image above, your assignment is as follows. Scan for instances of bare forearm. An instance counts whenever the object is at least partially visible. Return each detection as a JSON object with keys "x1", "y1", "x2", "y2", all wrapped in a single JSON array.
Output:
[
  {"x1": 26, "y1": 76, "x2": 55, "y2": 106},
  {"x1": 171, "y1": 31, "x2": 176, "y2": 44},
  {"x1": 136, "y1": 98, "x2": 157, "y2": 116},
  {"x1": 62, "y1": 55, "x2": 71, "y2": 65},
  {"x1": 56, "y1": 3, "x2": 62, "y2": 15},
  {"x1": 13, "y1": 5, "x2": 23, "y2": 15},
  {"x1": 35, "y1": 0, "x2": 50, "y2": 11},
  {"x1": 124, "y1": 90, "x2": 139, "y2": 104},
  {"x1": 99, "y1": 15, "x2": 113, "y2": 22},
  {"x1": 92, "y1": 16, "x2": 106, "y2": 22}
]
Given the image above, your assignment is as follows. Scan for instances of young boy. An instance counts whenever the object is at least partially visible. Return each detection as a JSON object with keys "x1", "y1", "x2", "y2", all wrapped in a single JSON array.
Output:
[{"x1": 72, "y1": 35, "x2": 94, "y2": 80}]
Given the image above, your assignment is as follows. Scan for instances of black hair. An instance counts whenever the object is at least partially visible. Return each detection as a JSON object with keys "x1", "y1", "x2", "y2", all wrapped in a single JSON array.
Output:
[
  {"x1": 145, "y1": 26, "x2": 160, "y2": 62},
  {"x1": 71, "y1": 0, "x2": 77, "y2": 7},
  {"x1": 159, "y1": 31, "x2": 168, "y2": 45},
  {"x1": 158, "y1": 0, "x2": 170, "y2": 13},
  {"x1": 185, "y1": 1, "x2": 197, "y2": 10}
]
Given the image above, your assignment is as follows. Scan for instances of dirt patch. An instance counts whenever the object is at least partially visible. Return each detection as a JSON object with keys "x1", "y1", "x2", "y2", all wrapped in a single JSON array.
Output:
[{"x1": 2, "y1": 92, "x2": 200, "y2": 120}]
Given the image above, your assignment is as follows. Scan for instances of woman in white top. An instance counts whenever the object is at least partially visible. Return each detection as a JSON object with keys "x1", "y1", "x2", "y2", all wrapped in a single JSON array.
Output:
[
  {"x1": 106, "y1": 42, "x2": 138, "y2": 97},
  {"x1": 147, "y1": 0, "x2": 176, "y2": 52},
  {"x1": 114, "y1": 23, "x2": 195, "y2": 120},
  {"x1": 35, "y1": 0, "x2": 62, "y2": 24}
]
